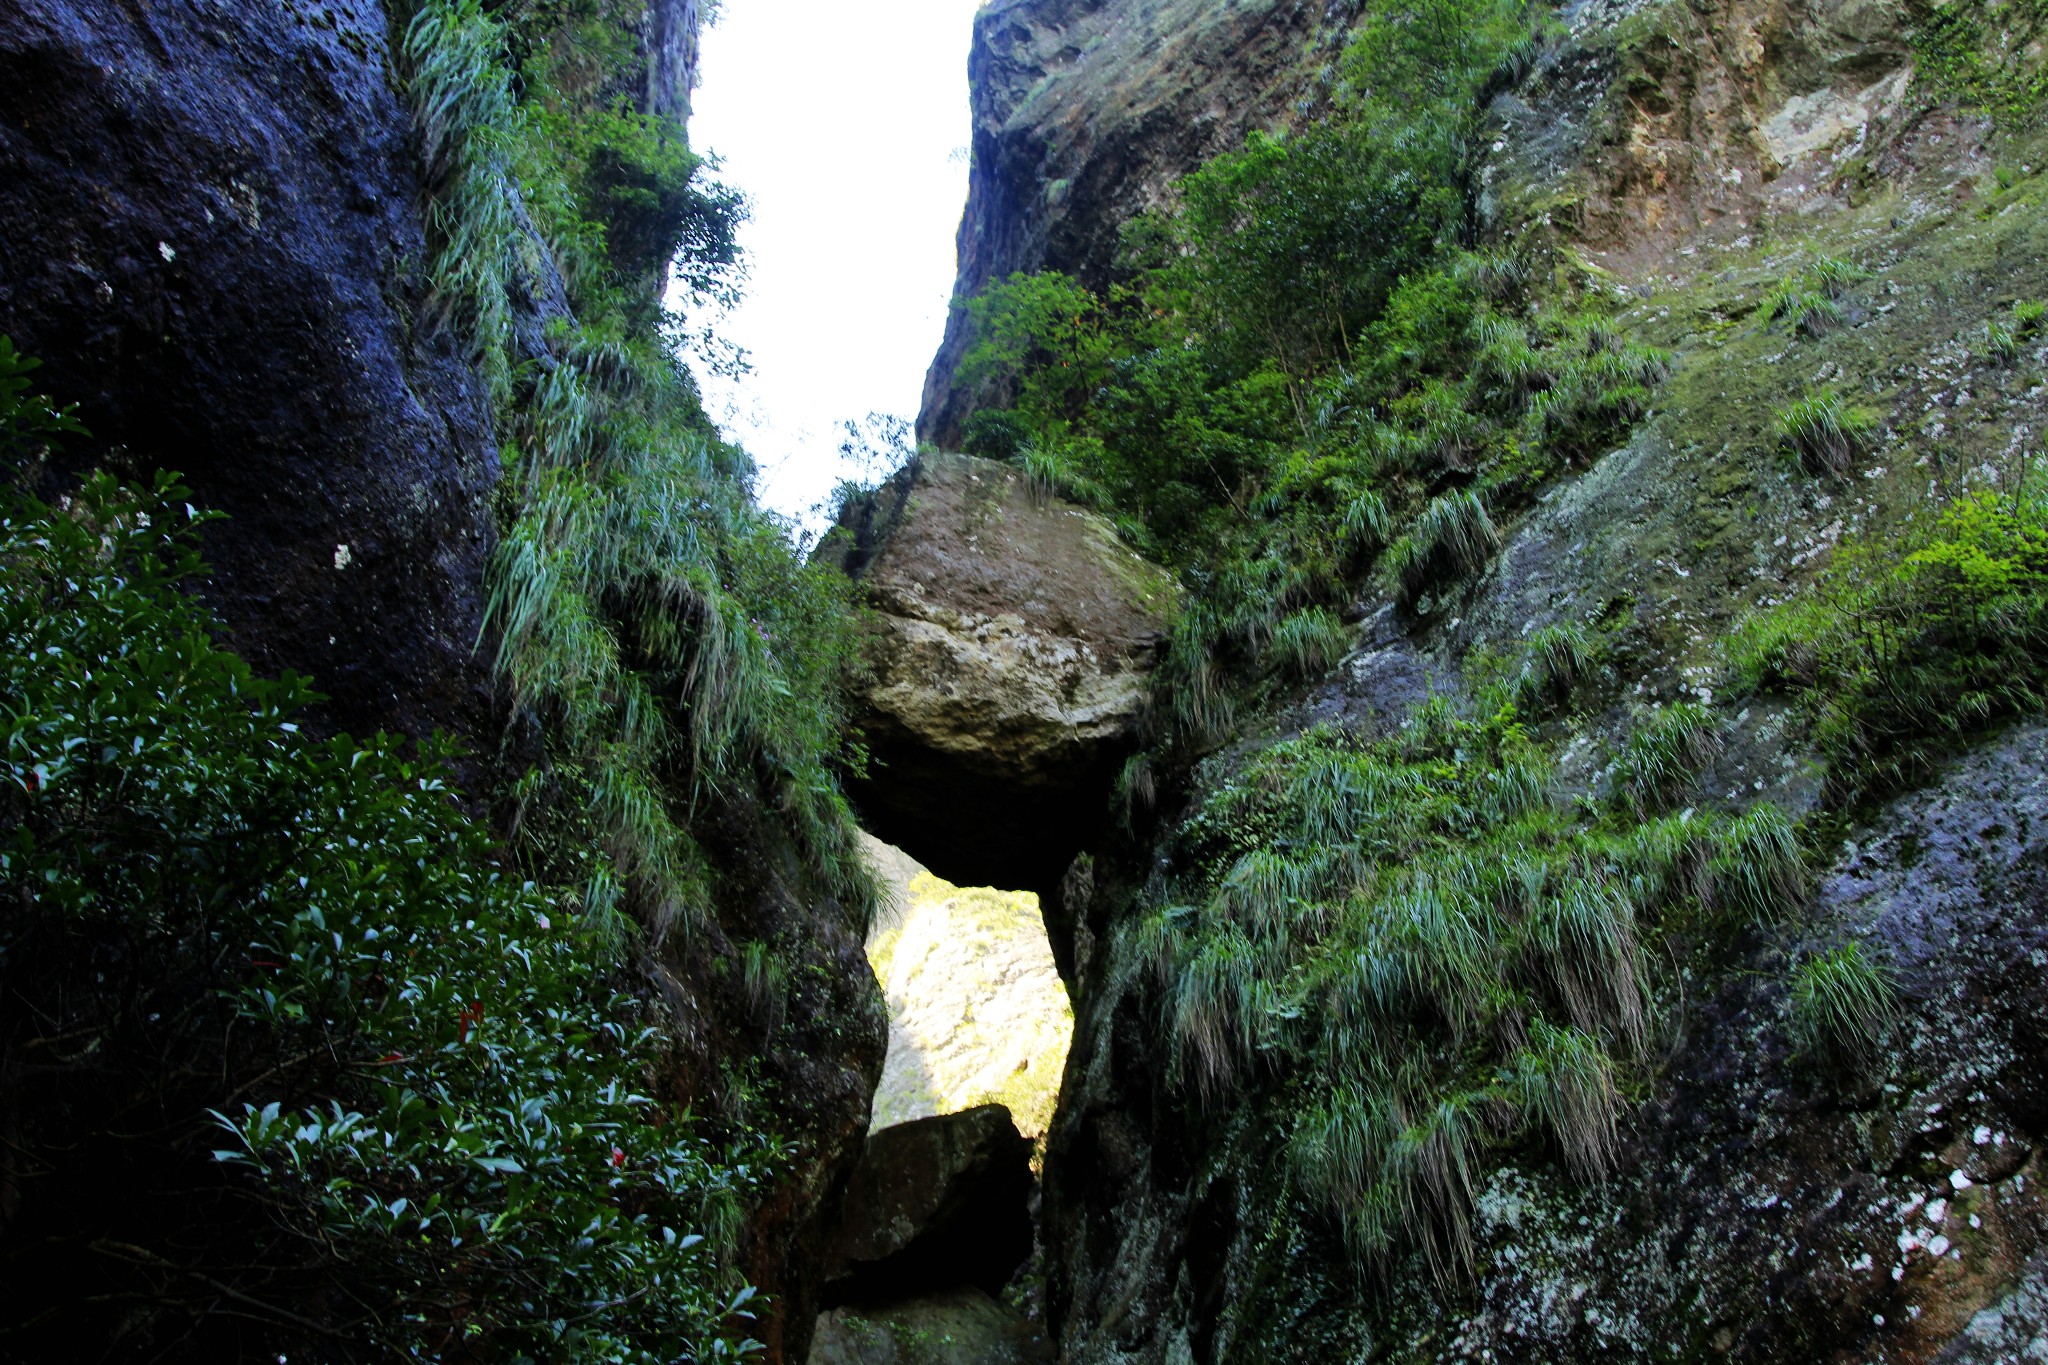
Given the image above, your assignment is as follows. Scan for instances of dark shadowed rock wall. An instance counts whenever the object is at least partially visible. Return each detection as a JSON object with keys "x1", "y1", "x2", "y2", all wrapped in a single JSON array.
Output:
[
  {"x1": 0, "y1": 0, "x2": 500, "y2": 744},
  {"x1": 0, "y1": 6, "x2": 880, "y2": 1362}
]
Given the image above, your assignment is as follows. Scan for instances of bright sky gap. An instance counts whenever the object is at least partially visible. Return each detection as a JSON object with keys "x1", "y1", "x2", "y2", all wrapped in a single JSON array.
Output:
[{"x1": 682, "y1": 0, "x2": 986, "y2": 532}]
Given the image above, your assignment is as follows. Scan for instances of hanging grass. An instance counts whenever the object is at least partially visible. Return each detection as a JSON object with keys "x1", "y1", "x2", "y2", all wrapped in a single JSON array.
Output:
[
  {"x1": 1390, "y1": 489, "x2": 1501, "y2": 606},
  {"x1": 1614, "y1": 702, "x2": 1723, "y2": 814},
  {"x1": 1268, "y1": 605, "x2": 1353, "y2": 681},
  {"x1": 1777, "y1": 392, "x2": 1876, "y2": 476},
  {"x1": 1512, "y1": 621, "x2": 1596, "y2": 711},
  {"x1": 402, "y1": 0, "x2": 878, "y2": 942},
  {"x1": 1791, "y1": 941, "x2": 1897, "y2": 1063}
]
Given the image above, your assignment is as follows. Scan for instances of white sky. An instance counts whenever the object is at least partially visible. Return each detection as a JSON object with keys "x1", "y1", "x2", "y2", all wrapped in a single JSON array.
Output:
[{"x1": 683, "y1": 0, "x2": 985, "y2": 531}]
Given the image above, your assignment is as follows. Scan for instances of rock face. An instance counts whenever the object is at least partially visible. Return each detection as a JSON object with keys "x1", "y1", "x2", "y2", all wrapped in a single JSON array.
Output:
[
  {"x1": 0, "y1": 5, "x2": 877, "y2": 1362},
  {"x1": 811, "y1": 1107, "x2": 1050, "y2": 1365},
  {"x1": 1046, "y1": 724, "x2": 2048, "y2": 1362},
  {"x1": 920, "y1": 0, "x2": 1366, "y2": 446},
  {"x1": 918, "y1": 0, "x2": 2048, "y2": 1361},
  {"x1": 0, "y1": 0, "x2": 500, "y2": 743},
  {"x1": 863, "y1": 838, "x2": 1073, "y2": 1139},
  {"x1": 810, "y1": 1287, "x2": 1053, "y2": 1365},
  {"x1": 822, "y1": 1105, "x2": 1037, "y2": 1308},
  {"x1": 822, "y1": 453, "x2": 1177, "y2": 910}
]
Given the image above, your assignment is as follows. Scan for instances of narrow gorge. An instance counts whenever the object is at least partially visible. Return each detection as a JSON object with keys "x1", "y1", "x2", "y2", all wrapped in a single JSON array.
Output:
[{"x1": 3, "y1": 0, "x2": 2048, "y2": 1363}]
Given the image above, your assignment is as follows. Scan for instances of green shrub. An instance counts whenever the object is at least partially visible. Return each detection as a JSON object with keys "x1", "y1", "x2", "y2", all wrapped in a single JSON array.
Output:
[
  {"x1": 1791, "y1": 941, "x2": 1896, "y2": 1062},
  {"x1": 2015, "y1": 298, "x2": 2047, "y2": 337},
  {"x1": 1777, "y1": 392, "x2": 1876, "y2": 476},
  {"x1": 1729, "y1": 482, "x2": 2047, "y2": 800},
  {"x1": 0, "y1": 465, "x2": 763, "y2": 1359}
]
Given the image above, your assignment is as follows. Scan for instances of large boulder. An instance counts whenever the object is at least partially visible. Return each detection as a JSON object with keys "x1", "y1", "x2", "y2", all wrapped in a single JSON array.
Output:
[
  {"x1": 822, "y1": 453, "x2": 1177, "y2": 904},
  {"x1": 822, "y1": 1105, "x2": 1036, "y2": 1307},
  {"x1": 809, "y1": 1287, "x2": 1052, "y2": 1365}
]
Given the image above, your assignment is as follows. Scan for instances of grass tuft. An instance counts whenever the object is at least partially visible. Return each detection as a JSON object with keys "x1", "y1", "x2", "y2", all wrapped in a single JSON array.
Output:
[
  {"x1": 1704, "y1": 805, "x2": 1808, "y2": 924},
  {"x1": 1614, "y1": 703, "x2": 1722, "y2": 814},
  {"x1": 1268, "y1": 606, "x2": 1352, "y2": 681},
  {"x1": 1776, "y1": 392, "x2": 1876, "y2": 477},
  {"x1": 1513, "y1": 622, "x2": 1596, "y2": 710},
  {"x1": 1791, "y1": 941, "x2": 1896, "y2": 1063},
  {"x1": 1390, "y1": 489, "x2": 1501, "y2": 606}
]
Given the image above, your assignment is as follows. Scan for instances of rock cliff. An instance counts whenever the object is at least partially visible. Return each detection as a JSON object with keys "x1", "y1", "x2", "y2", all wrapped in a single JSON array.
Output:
[
  {"x1": 911, "y1": 0, "x2": 2048, "y2": 1360},
  {"x1": 919, "y1": 0, "x2": 1366, "y2": 447},
  {"x1": 0, "y1": 4, "x2": 877, "y2": 1360}
]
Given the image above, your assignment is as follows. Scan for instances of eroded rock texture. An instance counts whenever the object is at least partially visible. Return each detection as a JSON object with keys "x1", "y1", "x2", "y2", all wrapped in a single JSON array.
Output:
[
  {"x1": 919, "y1": 0, "x2": 1365, "y2": 446},
  {"x1": 0, "y1": 0, "x2": 499, "y2": 742},
  {"x1": 823, "y1": 453, "x2": 1177, "y2": 914},
  {"x1": 811, "y1": 1285, "x2": 1053, "y2": 1365},
  {"x1": 862, "y1": 836, "x2": 1072, "y2": 1139}
]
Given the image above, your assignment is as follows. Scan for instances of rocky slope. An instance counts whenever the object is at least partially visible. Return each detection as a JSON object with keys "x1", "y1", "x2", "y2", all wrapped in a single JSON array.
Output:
[{"x1": 905, "y1": 0, "x2": 2048, "y2": 1361}]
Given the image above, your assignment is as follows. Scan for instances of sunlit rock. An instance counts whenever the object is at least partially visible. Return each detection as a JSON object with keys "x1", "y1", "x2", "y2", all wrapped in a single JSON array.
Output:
[{"x1": 862, "y1": 842, "x2": 1071, "y2": 1139}]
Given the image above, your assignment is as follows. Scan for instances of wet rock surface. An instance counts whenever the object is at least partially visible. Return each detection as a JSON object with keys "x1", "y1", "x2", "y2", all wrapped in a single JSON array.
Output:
[
  {"x1": 823, "y1": 453, "x2": 1177, "y2": 913},
  {"x1": 823, "y1": 1105, "x2": 1037, "y2": 1309}
]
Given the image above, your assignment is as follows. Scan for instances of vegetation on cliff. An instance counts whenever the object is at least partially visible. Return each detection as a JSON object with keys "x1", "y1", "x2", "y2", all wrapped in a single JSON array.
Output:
[
  {"x1": 954, "y1": 0, "x2": 1669, "y2": 754},
  {"x1": 0, "y1": 362, "x2": 765, "y2": 1356},
  {"x1": 0, "y1": 1, "x2": 881, "y2": 1358},
  {"x1": 951, "y1": 0, "x2": 2048, "y2": 1313},
  {"x1": 403, "y1": 0, "x2": 875, "y2": 941}
]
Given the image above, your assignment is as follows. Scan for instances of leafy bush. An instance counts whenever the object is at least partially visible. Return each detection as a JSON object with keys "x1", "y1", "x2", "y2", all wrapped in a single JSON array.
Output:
[
  {"x1": 1791, "y1": 941, "x2": 1896, "y2": 1063},
  {"x1": 1728, "y1": 480, "x2": 2048, "y2": 800},
  {"x1": 1777, "y1": 392, "x2": 1876, "y2": 476},
  {"x1": 0, "y1": 461, "x2": 762, "y2": 1359}
]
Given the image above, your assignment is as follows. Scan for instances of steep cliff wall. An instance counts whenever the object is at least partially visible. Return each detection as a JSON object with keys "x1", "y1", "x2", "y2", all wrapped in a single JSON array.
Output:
[
  {"x1": 0, "y1": 4, "x2": 879, "y2": 1361},
  {"x1": 919, "y1": 0, "x2": 1367, "y2": 447},
  {"x1": 915, "y1": 0, "x2": 2048, "y2": 1360}
]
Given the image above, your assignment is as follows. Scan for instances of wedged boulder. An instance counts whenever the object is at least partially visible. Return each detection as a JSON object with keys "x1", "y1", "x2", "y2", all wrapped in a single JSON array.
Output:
[
  {"x1": 822, "y1": 1105, "x2": 1035, "y2": 1307},
  {"x1": 809, "y1": 1287, "x2": 1052, "y2": 1365},
  {"x1": 820, "y1": 453, "x2": 1178, "y2": 903}
]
